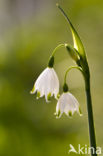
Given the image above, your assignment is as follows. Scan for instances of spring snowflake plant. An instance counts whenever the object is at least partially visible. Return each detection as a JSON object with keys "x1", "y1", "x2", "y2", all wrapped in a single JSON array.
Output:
[{"x1": 30, "y1": 4, "x2": 97, "y2": 156}]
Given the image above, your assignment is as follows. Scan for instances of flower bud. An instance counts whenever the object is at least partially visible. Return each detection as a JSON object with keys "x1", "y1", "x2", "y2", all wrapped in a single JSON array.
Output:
[{"x1": 65, "y1": 44, "x2": 80, "y2": 65}]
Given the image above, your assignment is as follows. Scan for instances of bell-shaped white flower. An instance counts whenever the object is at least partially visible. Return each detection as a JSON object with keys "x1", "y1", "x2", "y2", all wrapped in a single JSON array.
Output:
[
  {"x1": 30, "y1": 67, "x2": 59, "y2": 102},
  {"x1": 55, "y1": 92, "x2": 82, "y2": 118}
]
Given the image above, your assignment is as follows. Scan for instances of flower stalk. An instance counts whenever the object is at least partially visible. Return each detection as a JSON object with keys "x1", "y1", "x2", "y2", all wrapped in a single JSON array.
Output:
[
  {"x1": 64, "y1": 66, "x2": 83, "y2": 84},
  {"x1": 85, "y1": 72, "x2": 97, "y2": 156},
  {"x1": 30, "y1": 4, "x2": 97, "y2": 156},
  {"x1": 48, "y1": 44, "x2": 66, "y2": 67},
  {"x1": 57, "y1": 4, "x2": 97, "y2": 156}
]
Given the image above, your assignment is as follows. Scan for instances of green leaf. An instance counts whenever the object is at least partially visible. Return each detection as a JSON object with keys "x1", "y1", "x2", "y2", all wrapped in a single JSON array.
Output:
[{"x1": 57, "y1": 4, "x2": 86, "y2": 58}]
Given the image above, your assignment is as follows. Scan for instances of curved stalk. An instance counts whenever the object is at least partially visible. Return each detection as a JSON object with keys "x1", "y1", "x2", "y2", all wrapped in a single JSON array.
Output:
[
  {"x1": 50, "y1": 44, "x2": 65, "y2": 56},
  {"x1": 48, "y1": 44, "x2": 66, "y2": 67},
  {"x1": 64, "y1": 66, "x2": 83, "y2": 84}
]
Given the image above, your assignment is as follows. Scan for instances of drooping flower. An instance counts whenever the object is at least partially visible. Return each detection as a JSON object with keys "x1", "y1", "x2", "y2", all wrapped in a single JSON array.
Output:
[
  {"x1": 30, "y1": 67, "x2": 59, "y2": 102},
  {"x1": 55, "y1": 92, "x2": 82, "y2": 118}
]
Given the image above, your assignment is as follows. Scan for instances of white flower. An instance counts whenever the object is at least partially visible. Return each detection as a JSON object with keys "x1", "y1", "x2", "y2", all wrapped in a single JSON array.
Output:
[
  {"x1": 30, "y1": 67, "x2": 59, "y2": 102},
  {"x1": 55, "y1": 92, "x2": 82, "y2": 118}
]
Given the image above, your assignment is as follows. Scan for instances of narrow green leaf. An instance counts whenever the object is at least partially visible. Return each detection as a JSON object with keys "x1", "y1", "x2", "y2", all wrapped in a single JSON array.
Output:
[{"x1": 57, "y1": 4, "x2": 86, "y2": 58}]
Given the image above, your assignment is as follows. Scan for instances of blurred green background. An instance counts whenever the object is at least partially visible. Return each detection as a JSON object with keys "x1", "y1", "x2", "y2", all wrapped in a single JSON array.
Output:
[{"x1": 0, "y1": 0, "x2": 103, "y2": 155}]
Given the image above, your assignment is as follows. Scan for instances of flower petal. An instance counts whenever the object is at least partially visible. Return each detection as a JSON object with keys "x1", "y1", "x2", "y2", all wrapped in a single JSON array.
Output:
[
  {"x1": 30, "y1": 85, "x2": 36, "y2": 94},
  {"x1": 31, "y1": 67, "x2": 59, "y2": 102},
  {"x1": 55, "y1": 92, "x2": 82, "y2": 118}
]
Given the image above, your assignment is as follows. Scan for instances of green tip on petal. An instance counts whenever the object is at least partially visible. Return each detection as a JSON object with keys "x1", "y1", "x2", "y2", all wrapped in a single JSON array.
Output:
[
  {"x1": 79, "y1": 107, "x2": 83, "y2": 116},
  {"x1": 36, "y1": 91, "x2": 41, "y2": 99},
  {"x1": 58, "y1": 109, "x2": 61, "y2": 116},
  {"x1": 57, "y1": 93, "x2": 60, "y2": 99},
  {"x1": 55, "y1": 110, "x2": 61, "y2": 118},
  {"x1": 68, "y1": 111, "x2": 72, "y2": 117},
  {"x1": 30, "y1": 85, "x2": 35, "y2": 94},
  {"x1": 47, "y1": 92, "x2": 51, "y2": 101}
]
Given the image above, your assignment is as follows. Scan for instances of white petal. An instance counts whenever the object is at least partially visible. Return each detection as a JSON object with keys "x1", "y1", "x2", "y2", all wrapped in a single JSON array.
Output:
[
  {"x1": 63, "y1": 93, "x2": 79, "y2": 115},
  {"x1": 55, "y1": 92, "x2": 81, "y2": 118},
  {"x1": 30, "y1": 85, "x2": 36, "y2": 94},
  {"x1": 50, "y1": 68, "x2": 59, "y2": 98},
  {"x1": 67, "y1": 93, "x2": 80, "y2": 114},
  {"x1": 31, "y1": 67, "x2": 59, "y2": 101}
]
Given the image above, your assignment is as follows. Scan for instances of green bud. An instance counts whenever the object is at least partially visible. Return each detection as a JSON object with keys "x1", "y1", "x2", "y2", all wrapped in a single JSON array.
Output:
[{"x1": 65, "y1": 44, "x2": 80, "y2": 63}]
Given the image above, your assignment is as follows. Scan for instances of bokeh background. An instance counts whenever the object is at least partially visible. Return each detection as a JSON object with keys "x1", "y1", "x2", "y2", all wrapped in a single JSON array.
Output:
[{"x1": 0, "y1": 0, "x2": 103, "y2": 155}]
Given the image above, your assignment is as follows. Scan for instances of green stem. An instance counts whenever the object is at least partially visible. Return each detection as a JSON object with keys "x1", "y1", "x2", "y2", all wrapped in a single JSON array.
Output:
[
  {"x1": 64, "y1": 66, "x2": 83, "y2": 84},
  {"x1": 64, "y1": 65, "x2": 97, "y2": 156},
  {"x1": 56, "y1": 4, "x2": 97, "y2": 155},
  {"x1": 51, "y1": 44, "x2": 65, "y2": 56},
  {"x1": 48, "y1": 44, "x2": 66, "y2": 67},
  {"x1": 85, "y1": 75, "x2": 97, "y2": 156}
]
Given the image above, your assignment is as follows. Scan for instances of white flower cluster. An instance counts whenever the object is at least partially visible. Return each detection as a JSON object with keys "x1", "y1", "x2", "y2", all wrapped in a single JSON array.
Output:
[{"x1": 30, "y1": 67, "x2": 82, "y2": 118}]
